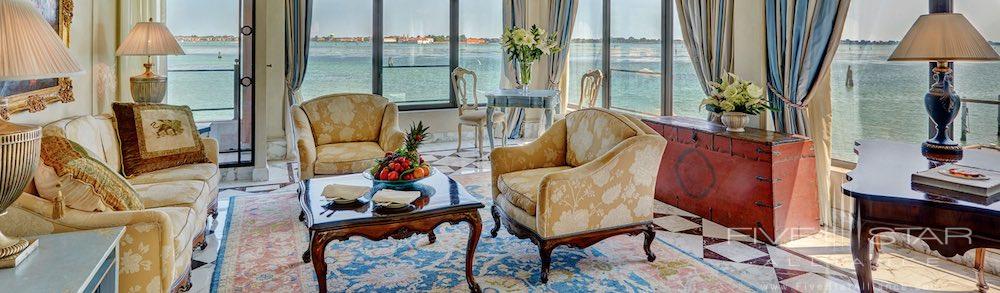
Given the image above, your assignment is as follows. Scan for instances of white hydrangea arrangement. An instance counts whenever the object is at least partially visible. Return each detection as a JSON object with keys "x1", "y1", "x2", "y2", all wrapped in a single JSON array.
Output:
[
  {"x1": 701, "y1": 72, "x2": 772, "y2": 115},
  {"x1": 501, "y1": 25, "x2": 560, "y2": 88}
]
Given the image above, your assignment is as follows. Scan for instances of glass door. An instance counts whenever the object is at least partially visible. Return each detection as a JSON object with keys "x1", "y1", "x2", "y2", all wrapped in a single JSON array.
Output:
[{"x1": 377, "y1": 0, "x2": 455, "y2": 109}]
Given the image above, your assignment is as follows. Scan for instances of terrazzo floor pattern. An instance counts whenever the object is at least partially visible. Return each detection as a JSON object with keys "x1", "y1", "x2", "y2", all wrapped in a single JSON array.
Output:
[{"x1": 188, "y1": 141, "x2": 997, "y2": 292}]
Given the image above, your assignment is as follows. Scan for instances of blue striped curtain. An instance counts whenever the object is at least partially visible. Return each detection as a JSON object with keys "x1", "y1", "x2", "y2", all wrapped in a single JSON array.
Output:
[
  {"x1": 764, "y1": 0, "x2": 850, "y2": 135},
  {"x1": 284, "y1": 0, "x2": 313, "y2": 160},
  {"x1": 503, "y1": 0, "x2": 528, "y2": 139},
  {"x1": 545, "y1": 0, "x2": 578, "y2": 89},
  {"x1": 675, "y1": 0, "x2": 734, "y2": 97}
]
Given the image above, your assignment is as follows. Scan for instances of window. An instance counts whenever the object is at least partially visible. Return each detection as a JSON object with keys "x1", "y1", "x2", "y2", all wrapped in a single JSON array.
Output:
[
  {"x1": 303, "y1": 0, "x2": 373, "y2": 99},
  {"x1": 609, "y1": 0, "x2": 663, "y2": 115},
  {"x1": 459, "y1": 0, "x2": 503, "y2": 102},
  {"x1": 381, "y1": 0, "x2": 451, "y2": 106},
  {"x1": 670, "y1": 0, "x2": 704, "y2": 119},
  {"x1": 567, "y1": 0, "x2": 603, "y2": 109},
  {"x1": 166, "y1": 0, "x2": 255, "y2": 167},
  {"x1": 831, "y1": 0, "x2": 999, "y2": 161}
]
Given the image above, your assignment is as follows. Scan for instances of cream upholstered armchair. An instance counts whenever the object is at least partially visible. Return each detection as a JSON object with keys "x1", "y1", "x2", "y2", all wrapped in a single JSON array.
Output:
[
  {"x1": 292, "y1": 93, "x2": 406, "y2": 180},
  {"x1": 489, "y1": 108, "x2": 667, "y2": 283}
]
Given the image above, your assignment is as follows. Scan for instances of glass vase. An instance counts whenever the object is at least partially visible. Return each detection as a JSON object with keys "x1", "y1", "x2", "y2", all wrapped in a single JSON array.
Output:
[{"x1": 516, "y1": 61, "x2": 532, "y2": 93}]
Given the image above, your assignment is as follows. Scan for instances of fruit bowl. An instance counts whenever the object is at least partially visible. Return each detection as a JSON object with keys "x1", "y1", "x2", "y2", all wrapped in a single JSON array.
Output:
[{"x1": 363, "y1": 167, "x2": 436, "y2": 189}]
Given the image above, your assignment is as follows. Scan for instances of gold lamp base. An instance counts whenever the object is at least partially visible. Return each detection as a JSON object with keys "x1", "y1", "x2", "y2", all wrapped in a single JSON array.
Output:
[
  {"x1": 129, "y1": 62, "x2": 167, "y2": 103},
  {"x1": 0, "y1": 232, "x2": 36, "y2": 269}
]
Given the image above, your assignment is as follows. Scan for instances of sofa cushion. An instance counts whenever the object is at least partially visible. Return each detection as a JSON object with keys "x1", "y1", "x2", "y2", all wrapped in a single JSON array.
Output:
[
  {"x1": 300, "y1": 94, "x2": 389, "y2": 145},
  {"x1": 497, "y1": 166, "x2": 571, "y2": 216},
  {"x1": 35, "y1": 135, "x2": 144, "y2": 212},
  {"x1": 133, "y1": 180, "x2": 211, "y2": 211},
  {"x1": 128, "y1": 163, "x2": 220, "y2": 186},
  {"x1": 112, "y1": 103, "x2": 209, "y2": 177},
  {"x1": 43, "y1": 115, "x2": 123, "y2": 173},
  {"x1": 314, "y1": 142, "x2": 384, "y2": 175},
  {"x1": 565, "y1": 109, "x2": 639, "y2": 167}
]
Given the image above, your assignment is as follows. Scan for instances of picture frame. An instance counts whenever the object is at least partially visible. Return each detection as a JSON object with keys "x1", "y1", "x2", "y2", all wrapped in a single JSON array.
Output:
[{"x1": 0, "y1": 0, "x2": 75, "y2": 120}]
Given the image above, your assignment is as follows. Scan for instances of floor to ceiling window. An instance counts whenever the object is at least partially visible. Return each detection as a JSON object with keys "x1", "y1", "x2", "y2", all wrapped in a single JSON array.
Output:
[
  {"x1": 303, "y1": 0, "x2": 373, "y2": 99},
  {"x1": 609, "y1": 0, "x2": 664, "y2": 115},
  {"x1": 458, "y1": 0, "x2": 502, "y2": 102},
  {"x1": 167, "y1": 0, "x2": 255, "y2": 166},
  {"x1": 381, "y1": 0, "x2": 452, "y2": 107},
  {"x1": 567, "y1": 0, "x2": 603, "y2": 109},
  {"x1": 669, "y1": 0, "x2": 703, "y2": 119},
  {"x1": 830, "y1": 0, "x2": 999, "y2": 161}
]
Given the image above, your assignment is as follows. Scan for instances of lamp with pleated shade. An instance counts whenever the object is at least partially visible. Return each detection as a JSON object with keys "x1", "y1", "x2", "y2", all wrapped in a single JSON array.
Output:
[
  {"x1": 116, "y1": 19, "x2": 185, "y2": 103},
  {"x1": 888, "y1": 13, "x2": 999, "y2": 162},
  {"x1": 0, "y1": 0, "x2": 83, "y2": 268}
]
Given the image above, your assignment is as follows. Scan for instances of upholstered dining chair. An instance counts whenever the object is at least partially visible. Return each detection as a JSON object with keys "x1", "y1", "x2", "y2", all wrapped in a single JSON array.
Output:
[
  {"x1": 292, "y1": 93, "x2": 406, "y2": 180},
  {"x1": 489, "y1": 107, "x2": 667, "y2": 283},
  {"x1": 452, "y1": 67, "x2": 506, "y2": 157}
]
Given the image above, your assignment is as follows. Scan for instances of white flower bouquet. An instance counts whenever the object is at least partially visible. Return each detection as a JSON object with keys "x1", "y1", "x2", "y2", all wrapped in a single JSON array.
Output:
[
  {"x1": 701, "y1": 72, "x2": 772, "y2": 115},
  {"x1": 501, "y1": 25, "x2": 560, "y2": 88}
]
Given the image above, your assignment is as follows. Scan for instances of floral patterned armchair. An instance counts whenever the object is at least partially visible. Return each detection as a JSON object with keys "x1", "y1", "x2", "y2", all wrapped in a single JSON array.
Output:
[
  {"x1": 489, "y1": 108, "x2": 667, "y2": 283},
  {"x1": 292, "y1": 93, "x2": 406, "y2": 180}
]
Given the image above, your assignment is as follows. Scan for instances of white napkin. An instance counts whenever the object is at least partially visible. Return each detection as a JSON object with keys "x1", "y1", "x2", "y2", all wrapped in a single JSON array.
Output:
[
  {"x1": 322, "y1": 184, "x2": 370, "y2": 200},
  {"x1": 371, "y1": 189, "x2": 421, "y2": 205}
]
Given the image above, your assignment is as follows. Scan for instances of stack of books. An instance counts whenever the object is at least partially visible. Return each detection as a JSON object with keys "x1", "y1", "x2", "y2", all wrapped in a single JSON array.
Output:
[{"x1": 911, "y1": 164, "x2": 999, "y2": 205}]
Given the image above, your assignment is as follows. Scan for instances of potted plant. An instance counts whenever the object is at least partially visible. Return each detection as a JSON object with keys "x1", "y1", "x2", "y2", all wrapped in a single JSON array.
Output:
[
  {"x1": 501, "y1": 25, "x2": 560, "y2": 91},
  {"x1": 700, "y1": 73, "x2": 773, "y2": 132}
]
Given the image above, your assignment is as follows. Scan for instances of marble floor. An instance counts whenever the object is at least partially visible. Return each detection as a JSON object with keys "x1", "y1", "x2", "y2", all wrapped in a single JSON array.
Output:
[{"x1": 188, "y1": 140, "x2": 997, "y2": 292}]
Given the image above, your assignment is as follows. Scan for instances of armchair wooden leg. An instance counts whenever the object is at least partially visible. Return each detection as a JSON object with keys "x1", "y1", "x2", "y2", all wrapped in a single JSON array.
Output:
[
  {"x1": 871, "y1": 235, "x2": 881, "y2": 271},
  {"x1": 643, "y1": 224, "x2": 656, "y2": 262},
  {"x1": 456, "y1": 124, "x2": 463, "y2": 153},
  {"x1": 975, "y1": 248, "x2": 988, "y2": 293},
  {"x1": 539, "y1": 245, "x2": 554, "y2": 284},
  {"x1": 489, "y1": 205, "x2": 501, "y2": 238}
]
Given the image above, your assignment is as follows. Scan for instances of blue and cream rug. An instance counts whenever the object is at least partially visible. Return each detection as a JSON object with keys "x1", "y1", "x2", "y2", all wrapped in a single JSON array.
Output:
[{"x1": 211, "y1": 172, "x2": 750, "y2": 292}]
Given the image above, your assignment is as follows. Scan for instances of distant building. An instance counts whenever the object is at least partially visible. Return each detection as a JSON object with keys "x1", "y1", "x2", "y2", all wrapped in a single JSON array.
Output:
[{"x1": 464, "y1": 38, "x2": 487, "y2": 45}]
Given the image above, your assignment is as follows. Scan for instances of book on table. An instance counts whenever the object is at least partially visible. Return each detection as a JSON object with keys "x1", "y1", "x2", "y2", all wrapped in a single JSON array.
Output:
[{"x1": 911, "y1": 163, "x2": 999, "y2": 205}]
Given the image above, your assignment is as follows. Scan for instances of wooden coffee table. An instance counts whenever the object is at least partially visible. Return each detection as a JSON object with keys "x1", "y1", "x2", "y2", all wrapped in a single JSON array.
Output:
[{"x1": 298, "y1": 168, "x2": 485, "y2": 292}]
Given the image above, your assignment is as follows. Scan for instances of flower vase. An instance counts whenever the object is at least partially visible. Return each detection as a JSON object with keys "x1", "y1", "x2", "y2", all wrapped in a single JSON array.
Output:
[
  {"x1": 720, "y1": 112, "x2": 749, "y2": 132},
  {"x1": 516, "y1": 61, "x2": 532, "y2": 93}
]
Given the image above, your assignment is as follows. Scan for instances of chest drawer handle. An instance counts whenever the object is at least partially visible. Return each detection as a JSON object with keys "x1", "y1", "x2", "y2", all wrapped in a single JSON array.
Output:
[
  {"x1": 755, "y1": 176, "x2": 782, "y2": 183},
  {"x1": 691, "y1": 132, "x2": 698, "y2": 142},
  {"x1": 754, "y1": 201, "x2": 783, "y2": 209}
]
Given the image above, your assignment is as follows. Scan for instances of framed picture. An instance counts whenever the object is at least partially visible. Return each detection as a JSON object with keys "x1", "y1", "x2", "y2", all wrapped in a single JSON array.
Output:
[{"x1": 0, "y1": 0, "x2": 74, "y2": 120}]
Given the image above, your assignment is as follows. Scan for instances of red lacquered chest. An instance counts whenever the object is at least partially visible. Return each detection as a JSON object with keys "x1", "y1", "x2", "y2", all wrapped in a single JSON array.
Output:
[{"x1": 643, "y1": 116, "x2": 819, "y2": 244}]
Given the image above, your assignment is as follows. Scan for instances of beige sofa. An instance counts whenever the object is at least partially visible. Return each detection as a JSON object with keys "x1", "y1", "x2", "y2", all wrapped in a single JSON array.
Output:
[
  {"x1": 292, "y1": 93, "x2": 405, "y2": 180},
  {"x1": 0, "y1": 114, "x2": 220, "y2": 292}
]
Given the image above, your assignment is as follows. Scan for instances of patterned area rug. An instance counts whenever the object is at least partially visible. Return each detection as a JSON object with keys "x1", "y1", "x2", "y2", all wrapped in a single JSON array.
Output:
[{"x1": 211, "y1": 172, "x2": 749, "y2": 292}]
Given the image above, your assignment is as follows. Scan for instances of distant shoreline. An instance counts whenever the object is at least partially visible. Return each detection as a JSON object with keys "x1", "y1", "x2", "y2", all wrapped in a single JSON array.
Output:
[{"x1": 174, "y1": 35, "x2": 1000, "y2": 46}]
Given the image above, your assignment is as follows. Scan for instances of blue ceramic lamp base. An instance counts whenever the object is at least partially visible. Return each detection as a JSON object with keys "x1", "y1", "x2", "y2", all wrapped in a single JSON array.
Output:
[{"x1": 921, "y1": 65, "x2": 963, "y2": 163}]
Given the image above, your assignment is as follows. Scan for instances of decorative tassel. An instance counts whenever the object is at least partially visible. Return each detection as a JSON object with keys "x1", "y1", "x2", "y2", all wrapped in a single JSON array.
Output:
[{"x1": 52, "y1": 190, "x2": 66, "y2": 220}]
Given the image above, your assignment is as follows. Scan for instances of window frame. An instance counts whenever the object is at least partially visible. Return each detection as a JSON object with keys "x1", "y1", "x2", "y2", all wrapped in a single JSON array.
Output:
[{"x1": 597, "y1": 0, "x2": 672, "y2": 117}]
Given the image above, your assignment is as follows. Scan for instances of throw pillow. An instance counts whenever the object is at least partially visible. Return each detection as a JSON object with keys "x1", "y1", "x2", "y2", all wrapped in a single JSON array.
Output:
[
  {"x1": 34, "y1": 135, "x2": 144, "y2": 212},
  {"x1": 113, "y1": 103, "x2": 209, "y2": 176}
]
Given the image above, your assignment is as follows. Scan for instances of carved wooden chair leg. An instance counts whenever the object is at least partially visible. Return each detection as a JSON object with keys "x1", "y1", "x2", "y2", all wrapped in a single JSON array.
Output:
[
  {"x1": 489, "y1": 205, "x2": 501, "y2": 238},
  {"x1": 539, "y1": 245, "x2": 554, "y2": 284},
  {"x1": 871, "y1": 235, "x2": 881, "y2": 271},
  {"x1": 975, "y1": 248, "x2": 988, "y2": 293},
  {"x1": 643, "y1": 224, "x2": 656, "y2": 262},
  {"x1": 456, "y1": 124, "x2": 463, "y2": 153}
]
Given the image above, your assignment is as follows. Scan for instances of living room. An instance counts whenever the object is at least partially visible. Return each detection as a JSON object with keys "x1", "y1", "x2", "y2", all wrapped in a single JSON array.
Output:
[{"x1": 0, "y1": 0, "x2": 998, "y2": 292}]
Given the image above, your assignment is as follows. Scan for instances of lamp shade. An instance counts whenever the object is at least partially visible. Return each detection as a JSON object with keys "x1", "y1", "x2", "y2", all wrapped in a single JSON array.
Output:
[
  {"x1": 888, "y1": 13, "x2": 1000, "y2": 61},
  {"x1": 116, "y1": 21, "x2": 185, "y2": 56},
  {"x1": 0, "y1": 0, "x2": 83, "y2": 81}
]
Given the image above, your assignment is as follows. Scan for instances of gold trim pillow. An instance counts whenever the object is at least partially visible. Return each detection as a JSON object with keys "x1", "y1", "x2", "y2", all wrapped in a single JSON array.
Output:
[
  {"x1": 113, "y1": 103, "x2": 209, "y2": 176},
  {"x1": 34, "y1": 135, "x2": 144, "y2": 212}
]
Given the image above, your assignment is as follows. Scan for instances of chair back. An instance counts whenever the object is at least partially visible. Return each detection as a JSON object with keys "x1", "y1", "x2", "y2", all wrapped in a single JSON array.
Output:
[
  {"x1": 564, "y1": 108, "x2": 643, "y2": 167},
  {"x1": 451, "y1": 67, "x2": 479, "y2": 116},
  {"x1": 298, "y1": 93, "x2": 391, "y2": 145},
  {"x1": 578, "y1": 69, "x2": 603, "y2": 108}
]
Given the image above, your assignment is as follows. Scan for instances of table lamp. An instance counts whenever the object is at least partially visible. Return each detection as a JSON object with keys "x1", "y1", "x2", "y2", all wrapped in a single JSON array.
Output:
[
  {"x1": 116, "y1": 19, "x2": 185, "y2": 103},
  {"x1": 888, "y1": 13, "x2": 1000, "y2": 162},
  {"x1": 0, "y1": 0, "x2": 82, "y2": 267}
]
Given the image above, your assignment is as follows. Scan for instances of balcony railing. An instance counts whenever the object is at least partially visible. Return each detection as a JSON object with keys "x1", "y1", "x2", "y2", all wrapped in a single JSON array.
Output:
[
  {"x1": 166, "y1": 62, "x2": 240, "y2": 123},
  {"x1": 960, "y1": 96, "x2": 999, "y2": 146}
]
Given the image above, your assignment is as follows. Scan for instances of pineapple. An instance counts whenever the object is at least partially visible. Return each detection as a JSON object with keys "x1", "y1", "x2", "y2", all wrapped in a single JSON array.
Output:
[{"x1": 402, "y1": 121, "x2": 430, "y2": 153}]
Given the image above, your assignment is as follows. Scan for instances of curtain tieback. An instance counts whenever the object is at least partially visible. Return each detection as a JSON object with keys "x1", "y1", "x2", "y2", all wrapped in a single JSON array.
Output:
[{"x1": 766, "y1": 82, "x2": 808, "y2": 109}]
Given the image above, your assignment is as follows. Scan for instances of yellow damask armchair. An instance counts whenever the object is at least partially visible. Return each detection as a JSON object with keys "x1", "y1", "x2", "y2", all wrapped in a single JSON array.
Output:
[
  {"x1": 292, "y1": 93, "x2": 406, "y2": 180},
  {"x1": 490, "y1": 108, "x2": 667, "y2": 283}
]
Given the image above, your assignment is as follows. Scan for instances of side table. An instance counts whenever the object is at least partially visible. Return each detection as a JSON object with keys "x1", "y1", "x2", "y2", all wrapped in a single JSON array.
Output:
[{"x1": 0, "y1": 227, "x2": 125, "y2": 292}]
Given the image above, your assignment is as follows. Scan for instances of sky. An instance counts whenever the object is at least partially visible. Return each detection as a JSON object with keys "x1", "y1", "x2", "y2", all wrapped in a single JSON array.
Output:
[{"x1": 166, "y1": 0, "x2": 1000, "y2": 42}]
